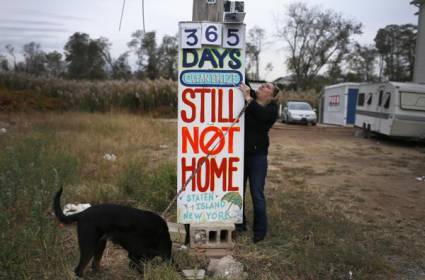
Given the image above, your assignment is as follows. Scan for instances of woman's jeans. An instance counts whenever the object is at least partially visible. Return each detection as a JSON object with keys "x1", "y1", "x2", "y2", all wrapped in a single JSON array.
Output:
[{"x1": 239, "y1": 154, "x2": 268, "y2": 239}]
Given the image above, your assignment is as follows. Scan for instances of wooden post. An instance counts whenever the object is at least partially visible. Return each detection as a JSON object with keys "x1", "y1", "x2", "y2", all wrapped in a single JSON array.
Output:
[{"x1": 192, "y1": 0, "x2": 224, "y2": 22}]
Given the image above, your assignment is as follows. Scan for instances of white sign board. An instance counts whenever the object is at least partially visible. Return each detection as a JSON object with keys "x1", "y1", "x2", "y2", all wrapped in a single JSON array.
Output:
[{"x1": 177, "y1": 22, "x2": 246, "y2": 224}]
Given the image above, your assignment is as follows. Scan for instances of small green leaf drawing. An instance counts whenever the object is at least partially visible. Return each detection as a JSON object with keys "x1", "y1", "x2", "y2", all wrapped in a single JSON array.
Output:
[{"x1": 221, "y1": 192, "x2": 242, "y2": 212}]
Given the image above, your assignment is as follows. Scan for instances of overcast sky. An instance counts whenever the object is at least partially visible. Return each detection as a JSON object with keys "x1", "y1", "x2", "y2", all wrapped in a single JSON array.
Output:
[{"x1": 0, "y1": 0, "x2": 420, "y2": 80}]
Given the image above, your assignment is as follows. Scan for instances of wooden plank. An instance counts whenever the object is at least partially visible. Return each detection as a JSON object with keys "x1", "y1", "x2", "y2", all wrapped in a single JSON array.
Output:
[{"x1": 192, "y1": 0, "x2": 224, "y2": 22}]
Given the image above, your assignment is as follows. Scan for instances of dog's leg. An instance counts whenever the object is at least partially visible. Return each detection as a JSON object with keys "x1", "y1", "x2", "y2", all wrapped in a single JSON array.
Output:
[
  {"x1": 74, "y1": 224, "x2": 98, "y2": 277},
  {"x1": 128, "y1": 253, "x2": 144, "y2": 274},
  {"x1": 91, "y1": 238, "x2": 107, "y2": 272}
]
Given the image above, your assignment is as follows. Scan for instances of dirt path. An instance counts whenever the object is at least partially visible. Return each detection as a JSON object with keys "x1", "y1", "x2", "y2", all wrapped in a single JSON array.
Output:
[{"x1": 268, "y1": 123, "x2": 425, "y2": 222}]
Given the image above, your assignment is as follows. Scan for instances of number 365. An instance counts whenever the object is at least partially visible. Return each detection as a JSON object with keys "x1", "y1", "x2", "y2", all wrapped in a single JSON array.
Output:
[{"x1": 180, "y1": 23, "x2": 245, "y2": 49}]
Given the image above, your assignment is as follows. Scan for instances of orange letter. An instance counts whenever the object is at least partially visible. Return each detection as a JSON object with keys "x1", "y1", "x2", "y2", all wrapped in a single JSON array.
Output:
[
  {"x1": 222, "y1": 126, "x2": 240, "y2": 154},
  {"x1": 182, "y1": 127, "x2": 199, "y2": 153}
]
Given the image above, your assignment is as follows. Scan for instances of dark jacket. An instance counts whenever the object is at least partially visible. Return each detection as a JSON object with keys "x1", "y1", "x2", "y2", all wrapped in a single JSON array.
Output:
[{"x1": 244, "y1": 89, "x2": 278, "y2": 156}]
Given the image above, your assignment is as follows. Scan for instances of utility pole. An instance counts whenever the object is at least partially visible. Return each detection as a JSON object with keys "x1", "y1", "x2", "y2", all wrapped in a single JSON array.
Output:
[
  {"x1": 192, "y1": 0, "x2": 224, "y2": 22},
  {"x1": 412, "y1": 0, "x2": 425, "y2": 83}
]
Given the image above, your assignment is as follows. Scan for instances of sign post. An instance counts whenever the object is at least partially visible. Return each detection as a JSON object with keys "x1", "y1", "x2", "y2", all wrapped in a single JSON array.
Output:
[{"x1": 177, "y1": 20, "x2": 246, "y2": 224}]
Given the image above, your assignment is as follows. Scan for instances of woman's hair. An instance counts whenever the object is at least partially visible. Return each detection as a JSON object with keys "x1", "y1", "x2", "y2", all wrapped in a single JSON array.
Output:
[{"x1": 272, "y1": 84, "x2": 280, "y2": 97}]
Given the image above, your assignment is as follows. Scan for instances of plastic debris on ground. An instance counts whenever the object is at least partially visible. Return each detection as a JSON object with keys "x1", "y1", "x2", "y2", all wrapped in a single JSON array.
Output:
[
  {"x1": 208, "y1": 255, "x2": 245, "y2": 279},
  {"x1": 103, "y1": 153, "x2": 117, "y2": 161},
  {"x1": 182, "y1": 269, "x2": 205, "y2": 279},
  {"x1": 178, "y1": 245, "x2": 188, "y2": 251},
  {"x1": 63, "y1": 203, "x2": 91, "y2": 216},
  {"x1": 416, "y1": 176, "x2": 425, "y2": 182}
]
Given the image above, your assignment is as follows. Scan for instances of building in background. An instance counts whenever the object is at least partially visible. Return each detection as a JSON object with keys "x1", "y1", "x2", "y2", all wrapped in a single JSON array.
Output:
[{"x1": 320, "y1": 83, "x2": 360, "y2": 126}]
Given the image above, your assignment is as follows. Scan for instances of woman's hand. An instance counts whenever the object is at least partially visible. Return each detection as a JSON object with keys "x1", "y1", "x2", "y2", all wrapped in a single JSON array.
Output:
[{"x1": 238, "y1": 83, "x2": 253, "y2": 103}]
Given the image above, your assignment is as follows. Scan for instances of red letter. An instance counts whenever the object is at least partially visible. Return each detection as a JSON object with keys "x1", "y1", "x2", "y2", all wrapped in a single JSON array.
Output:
[
  {"x1": 218, "y1": 88, "x2": 227, "y2": 122},
  {"x1": 210, "y1": 158, "x2": 227, "y2": 192},
  {"x1": 211, "y1": 88, "x2": 216, "y2": 123},
  {"x1": 227, "y1": 157, "x2": 239, "y2": 191},
  {"x1": 228, "y1": 89, "x2": 235, "y2": 122},
  {"x1": 197, "y1": 157, "x2": 210, "y2": 192},
  {"x1": 181, "y1": 88, "x2": 196, "y2": 122},
  {"x1": 181, "y1": 157, "x2": 196, "y2": 191}
]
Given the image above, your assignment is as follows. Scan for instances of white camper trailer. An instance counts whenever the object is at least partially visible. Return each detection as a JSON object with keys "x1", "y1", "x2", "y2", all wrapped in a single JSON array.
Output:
[
  {"x1": 355, "y1": 82, "x2": 425, "y2": 138},
  {"x1": 321, "y1": 83, "x2": 360, "y2": 126}
]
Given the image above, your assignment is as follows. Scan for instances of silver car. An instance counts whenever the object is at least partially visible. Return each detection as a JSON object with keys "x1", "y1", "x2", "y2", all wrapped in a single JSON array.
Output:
[{"x1": 281, "y1": 101, "x2": 317, "y2": 125}]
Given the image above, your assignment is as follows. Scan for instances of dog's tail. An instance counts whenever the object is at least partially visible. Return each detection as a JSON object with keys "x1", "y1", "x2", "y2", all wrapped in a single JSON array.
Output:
[{"x1": 53, "y1": 187, "x2": 80, "y2": 224}]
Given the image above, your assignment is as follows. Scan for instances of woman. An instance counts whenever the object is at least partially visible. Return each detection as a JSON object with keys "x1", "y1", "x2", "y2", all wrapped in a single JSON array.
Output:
[{"x1": 237, "y1": 82, "x2": 279, "y2": 243}]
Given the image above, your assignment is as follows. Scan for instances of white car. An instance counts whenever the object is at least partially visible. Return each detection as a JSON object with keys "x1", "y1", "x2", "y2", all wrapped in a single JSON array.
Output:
[{"x1": 281, "y1": 101, "x2": 317, "y2": 125}]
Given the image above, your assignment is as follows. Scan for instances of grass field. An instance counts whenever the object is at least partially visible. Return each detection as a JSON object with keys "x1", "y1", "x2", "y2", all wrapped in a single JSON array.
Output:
[{"x1": 0, "y1": 112, "x2": 424, "y2": 279}]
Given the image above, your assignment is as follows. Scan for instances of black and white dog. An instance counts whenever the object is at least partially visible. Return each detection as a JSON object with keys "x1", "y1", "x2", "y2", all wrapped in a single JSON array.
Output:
[{"x1": 53, "y1": 188, "x2": 172, "y2": 277}]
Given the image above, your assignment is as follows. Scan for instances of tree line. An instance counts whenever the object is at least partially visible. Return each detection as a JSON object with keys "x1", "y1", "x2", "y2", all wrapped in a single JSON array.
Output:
[
  {"x1": 0, "y1": 1, "x2": 418, "y2": 91},
  {"x1": 0, "y1": 31, "x2": 178, "y2": 81}
]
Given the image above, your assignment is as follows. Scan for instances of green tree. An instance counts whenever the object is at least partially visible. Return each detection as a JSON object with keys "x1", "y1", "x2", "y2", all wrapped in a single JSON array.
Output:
[
  {"x1": 143, "y1": 32, "x2": 159, "y2": 80},
  {"x1": 64, "y1": 32, "x2": 110, "y2": 80},
  {"x1": 128, "y1": 30, "x2": 159, "y2": 79},
  {"x1": 157, "y1": 35, "x2": 178, "y2": 80},
  {"x1": 246, "y1": 26, "x2": 265, "y2": 80},
  {"x1": 45, "y1": 51, "x2": 65, "y2": 77},
  {"x1": 5, "y1": 44, "x2": 16, "y2": 70},
  {"x1": 347, "y1": 43, "x2": 377, "y2": 82},
  {"x1": 276, "y1": 2, "x2": 362, "y2": 90},
  {"x1": 0, "y1": 55, "x2": 9, "y2": 72},
  {"x1": 128, "y1": 30, "x2": 145, "y2": 77},
  {"x1": 111, "y1": 52, "x2": 132, "y2": 80},
  {"x1": 374, "y1": 24, "x2": 417, "y2": 82},
  {"x1": 22, "y1": 42, "x2": 46, "y2": 75}
]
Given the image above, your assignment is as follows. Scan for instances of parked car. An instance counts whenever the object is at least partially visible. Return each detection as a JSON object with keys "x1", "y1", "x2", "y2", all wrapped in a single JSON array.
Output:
[{"x1": 281, "y1": 101, "x2": 317, "y2": 125}]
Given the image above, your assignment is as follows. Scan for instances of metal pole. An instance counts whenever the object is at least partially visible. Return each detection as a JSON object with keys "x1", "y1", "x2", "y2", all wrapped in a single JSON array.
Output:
[
  {"x1": 413, "y1": 1, "x2": 425, "y2": 83},
  {"x1": 142, "y1": 0, "x2": 146, "y2": 32}
]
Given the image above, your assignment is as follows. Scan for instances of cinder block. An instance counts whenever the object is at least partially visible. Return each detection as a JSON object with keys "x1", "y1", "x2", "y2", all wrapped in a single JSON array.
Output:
[
  {"x1": 167, "y1": 222, "x2": 187, "y2": 244},
  {"x1": 190, "y1": 223, "x2": 234, "y2": 249},
  {"x1": 190, "y1": 248, "x2": 233, "y2": 258}
]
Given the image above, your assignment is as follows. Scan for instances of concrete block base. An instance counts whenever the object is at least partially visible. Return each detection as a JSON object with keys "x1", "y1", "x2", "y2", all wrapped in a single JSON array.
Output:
[
  {"x1": 167, "y1": 222, "x2": 187, "y2": 244},
  {"x1": 190, "y1": 223, "x2": 235, "y2": 249}
]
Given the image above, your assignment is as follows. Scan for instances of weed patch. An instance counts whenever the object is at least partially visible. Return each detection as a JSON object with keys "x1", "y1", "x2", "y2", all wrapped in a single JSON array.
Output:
[{"x1": 0, "y1": 136, "x2": 78, "y2": 279}]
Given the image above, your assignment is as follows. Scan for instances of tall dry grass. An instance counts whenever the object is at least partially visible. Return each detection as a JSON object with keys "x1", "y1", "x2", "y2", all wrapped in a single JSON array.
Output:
[
  {"x1": 0, "y1": 73, "x2": 177, "y2": 115},
  {"x1": 0, "y1": 113, "x2": 182, "y2": 279}
]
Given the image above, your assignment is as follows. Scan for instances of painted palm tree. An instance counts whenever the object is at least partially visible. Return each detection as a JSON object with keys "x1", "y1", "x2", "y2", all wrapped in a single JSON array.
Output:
[{"x1": 221, "y1": 192, "x2": 242, "y2": 213}]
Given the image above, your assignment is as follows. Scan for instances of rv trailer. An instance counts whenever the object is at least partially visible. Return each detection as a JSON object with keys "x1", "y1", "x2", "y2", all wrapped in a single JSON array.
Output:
[
  {"x1": 321, "y1": 83, "x2": 360, "y2": 126},
  {"x1": 355, "y1": 82, "x2": 425, "y2": 138}
]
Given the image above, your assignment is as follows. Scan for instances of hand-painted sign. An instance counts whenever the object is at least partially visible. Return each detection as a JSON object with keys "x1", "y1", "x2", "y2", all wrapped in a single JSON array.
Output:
[
  {"x1": 177, "y1": 22, "x2": 246, "y2": 224},
  {"x1": 329, "y1": 95, "x2": 340, "y2": 106}
]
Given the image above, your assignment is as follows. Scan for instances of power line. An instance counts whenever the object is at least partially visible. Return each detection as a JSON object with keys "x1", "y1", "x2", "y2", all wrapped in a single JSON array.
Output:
[
  {"x1": 119, "y1": 0, "x2": 126, "y2": 31},
  {"x1": 142, "y1": 0, "x2": 146, "y2": 33},
  {"x1": 119, "y1": 0, "x2": 146, "y2": 32}
]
